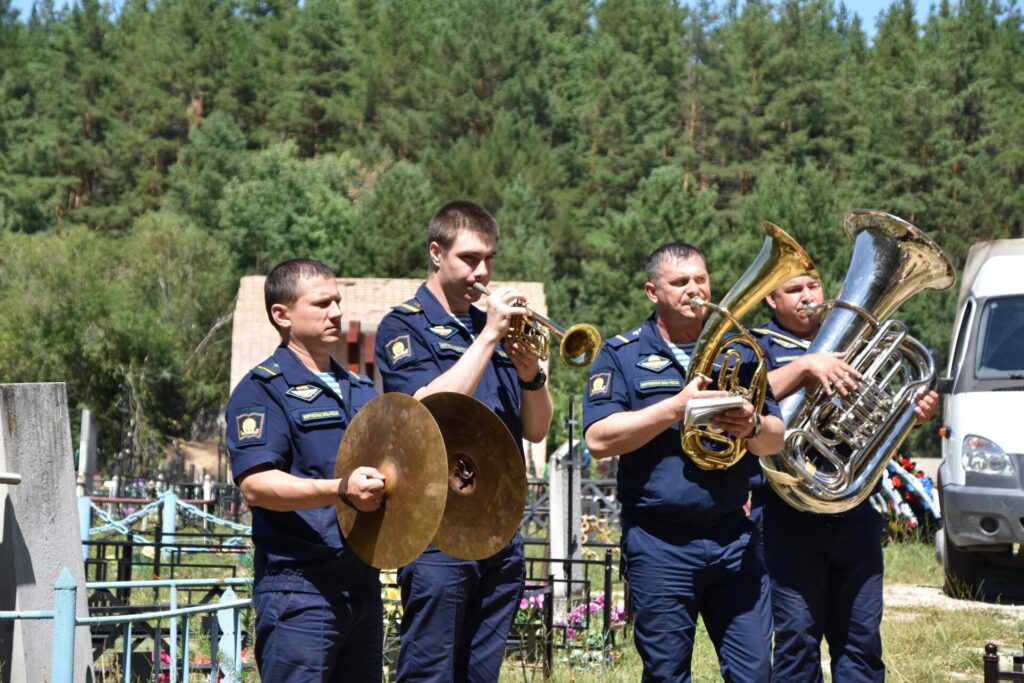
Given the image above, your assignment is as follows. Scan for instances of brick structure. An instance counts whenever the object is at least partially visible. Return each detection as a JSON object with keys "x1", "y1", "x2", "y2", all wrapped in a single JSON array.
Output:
[{"x1": 230, "y1": 276, "x2": 549, "y2": 473}]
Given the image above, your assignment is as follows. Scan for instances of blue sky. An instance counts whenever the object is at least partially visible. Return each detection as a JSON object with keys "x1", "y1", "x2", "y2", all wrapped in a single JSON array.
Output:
[{"x1": 8, "y1": 0, "x2": 935, "y2": 39}]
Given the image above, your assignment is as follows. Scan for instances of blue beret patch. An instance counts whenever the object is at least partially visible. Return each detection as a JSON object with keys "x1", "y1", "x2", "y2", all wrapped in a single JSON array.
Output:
[
  {"x1": 386, "y1": 335, "x2": 414, "y2": 367},
  {"x1": 235, "y1": 409, "x2": 266, "y2": 445},
  {"x1": 588, "y1": 372, "x2": 612, "y2": 398}
]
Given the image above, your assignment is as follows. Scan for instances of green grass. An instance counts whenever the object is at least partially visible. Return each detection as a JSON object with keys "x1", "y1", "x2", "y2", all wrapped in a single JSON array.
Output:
[{"x1": 501, "y1": 540, "x2": 1024, "y2": 682}]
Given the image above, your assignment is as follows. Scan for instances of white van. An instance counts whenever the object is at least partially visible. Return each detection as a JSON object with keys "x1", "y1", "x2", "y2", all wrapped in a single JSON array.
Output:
[{"x1": 935, "y1": 239, "x2": 1024, "y2": 597}]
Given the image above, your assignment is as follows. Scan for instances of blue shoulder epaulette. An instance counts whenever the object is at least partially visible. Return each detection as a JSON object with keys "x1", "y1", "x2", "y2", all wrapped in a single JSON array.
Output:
[
  {"x1": 251, "y1": 359, "x2": 281, "y2": 380},
  {"x1": 347, "y1": 369, "x2": 373, "y2": 385},
  {"x1": 392, "y1": 298, "x2": 423, "y2": 315},
  {"x1": 605, "y1": 327, "x2": 642, "y2": 349}
]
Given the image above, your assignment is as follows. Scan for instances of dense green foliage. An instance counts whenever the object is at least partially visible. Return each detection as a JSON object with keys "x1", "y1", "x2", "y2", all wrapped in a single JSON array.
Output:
[{"x1": 1, "y1": 0, "x2": 1021, "y2": 464}]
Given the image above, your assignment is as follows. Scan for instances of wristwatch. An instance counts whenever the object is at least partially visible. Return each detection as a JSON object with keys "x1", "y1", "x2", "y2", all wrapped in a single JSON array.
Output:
[
  {"x1": 519, "y1": 368, "x2": 547, "y2": 391},
  {"x1": 749, "y1": 412, "x2": 763, "y2": 439}
]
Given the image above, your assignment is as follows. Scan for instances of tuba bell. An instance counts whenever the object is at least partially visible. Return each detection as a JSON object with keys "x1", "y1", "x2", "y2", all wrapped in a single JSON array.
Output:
[
  {"x1": 760, "y1": 210, "x2": 956, "y2": 514},
  {"x1": 682, "y1": 222, "x2": 818, "y2": 470}
]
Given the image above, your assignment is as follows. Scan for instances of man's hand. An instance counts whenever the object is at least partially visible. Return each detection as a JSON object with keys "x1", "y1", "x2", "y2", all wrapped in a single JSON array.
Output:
[
  {"x1": 481, "y1": 286, "x2": 529, "y2": 344},
  {"x1": 673, "y1": 374, "x2": 728, "y2": 420},
  {"x1": 506, "y1": 338, "x2": 542, "y2": 382},
  {"x1": 913, "y1": 389, "x2": 940, "y2": 424},
  {"x1": 711, "y1": 398, "x2": 757, "y2": 438},
  {"x1": 340, "y1": 466, "x2": 386, "y2": 512},
  {"x1": 801, "y1": 352, "x2": 861, "y2": 397}
]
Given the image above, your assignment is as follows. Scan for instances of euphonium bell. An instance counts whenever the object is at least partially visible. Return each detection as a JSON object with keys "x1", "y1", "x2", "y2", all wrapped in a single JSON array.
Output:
[
  {"x1": 682, "y1": 223, "x2": 819, "y2": 470},
  {"x1": 472, "y1": 283, "x2": 602, "y2": 368}
]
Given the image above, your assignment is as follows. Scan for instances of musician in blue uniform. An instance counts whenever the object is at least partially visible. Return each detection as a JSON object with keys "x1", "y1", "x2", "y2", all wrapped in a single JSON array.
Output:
[
  {"x1": 374, "y1": 200, "x2": 553, "y2": 682},
  {"x1": 751, "y1": 274, "x2": 938, "y2": 682},
  {"x1": 226, "y1": 258, "x2": 387, "y2": 682},
  {"x1": 583, "y1": 241, "x2": 785, "y2": 682}
]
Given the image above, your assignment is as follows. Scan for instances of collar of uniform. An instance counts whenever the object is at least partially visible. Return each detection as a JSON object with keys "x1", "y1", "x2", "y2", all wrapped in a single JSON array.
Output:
[
  {"x1": 415, "y1": 282, "x2": 485, "y2": 334},
  {"x1": 272, "y1": 345, "x2": 350, "y2": 398},
  {"x1": 637, "y1": 313, "x2": 681, "y2": 358},
  {"x1": 763, "y1": 317, "x2": 812, "y2": 349}
]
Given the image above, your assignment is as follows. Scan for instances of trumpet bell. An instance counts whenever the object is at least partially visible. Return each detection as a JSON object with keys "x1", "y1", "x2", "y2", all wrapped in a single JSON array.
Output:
[{"x1": 558, "y1": 323, "x2": 603, "y2": 368}]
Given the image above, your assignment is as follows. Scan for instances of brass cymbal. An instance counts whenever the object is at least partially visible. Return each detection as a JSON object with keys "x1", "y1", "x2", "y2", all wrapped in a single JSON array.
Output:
[
  {"x1": 334, "y1": 393, "x2": 448, "y2": 569},
  {"x1": 421, "y1": 392, "x2": 527, "y2": 560}
]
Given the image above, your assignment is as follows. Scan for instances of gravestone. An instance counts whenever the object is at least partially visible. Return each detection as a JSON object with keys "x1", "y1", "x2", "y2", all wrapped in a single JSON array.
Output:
[{"x1": 0, "y1": 383, "x2": 94, "y2": 682}]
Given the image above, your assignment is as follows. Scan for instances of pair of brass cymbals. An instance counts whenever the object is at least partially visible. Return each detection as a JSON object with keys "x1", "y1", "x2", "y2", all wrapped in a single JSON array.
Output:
[{"x1": 333, "y1": 392, "x2": 526, "y2": 569}]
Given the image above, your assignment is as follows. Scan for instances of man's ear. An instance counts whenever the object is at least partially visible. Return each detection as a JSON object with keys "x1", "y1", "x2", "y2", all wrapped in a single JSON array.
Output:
[
  {"x1": 644, "y1": 281, "x2": 658, "y2": 305},
  {"x1": 428, "y1": 241, "x2": 443, "y2": 270},
  {"x1": 764, "y1": 294, "x2": 777, "y2": 312},
  {"x1": 271, "y1": 302, "x2": 292, "y2": 330}
]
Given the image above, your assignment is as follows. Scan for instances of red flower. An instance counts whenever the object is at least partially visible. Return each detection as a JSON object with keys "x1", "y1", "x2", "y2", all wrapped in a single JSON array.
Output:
[{"x1": 892, "y1": 477, "x2": 902, "y2": 488}]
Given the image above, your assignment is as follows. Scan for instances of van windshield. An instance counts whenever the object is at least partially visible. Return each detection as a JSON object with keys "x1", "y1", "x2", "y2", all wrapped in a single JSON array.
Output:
[{"x1": 974, "y1": 295, "x2": 1024, "y2": 379}]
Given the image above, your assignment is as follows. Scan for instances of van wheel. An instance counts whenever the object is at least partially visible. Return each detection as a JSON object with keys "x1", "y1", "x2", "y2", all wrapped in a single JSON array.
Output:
[{"x1": 941, "y1": 526, "x2": 979, "y2": 598}]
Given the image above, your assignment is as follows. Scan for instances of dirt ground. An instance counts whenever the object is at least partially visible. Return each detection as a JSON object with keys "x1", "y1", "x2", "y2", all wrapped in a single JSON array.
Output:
[{"x1": 884, "y1": 582, "x2": 1024, "y2": 617}]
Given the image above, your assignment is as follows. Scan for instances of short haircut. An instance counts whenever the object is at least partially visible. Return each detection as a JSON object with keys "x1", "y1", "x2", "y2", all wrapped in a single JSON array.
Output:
[
  {"x1": 645, "y1": 242, "x2": 706, "y2": 282},
  {"x1": 264, "y1": 258, "x2": 336, "y2": 330},
  {"x1": 427, "y1": 200, "x2": 501, "y2": 251}
]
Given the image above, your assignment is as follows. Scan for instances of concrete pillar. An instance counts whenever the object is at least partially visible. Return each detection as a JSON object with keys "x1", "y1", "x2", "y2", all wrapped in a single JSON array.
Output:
[
  {"x1": 0, "y1": 383, "x2": 94, "y2": 682},
  {"x1": 548, "y1": 438, "x2": 583, "y2": 619},
  {"x1": 76, "y1": 409, "x2": 97, "y2": 497}
]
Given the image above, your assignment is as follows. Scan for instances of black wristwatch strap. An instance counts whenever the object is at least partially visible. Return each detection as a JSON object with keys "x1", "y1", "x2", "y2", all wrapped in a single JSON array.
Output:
[{"x1": 519, "y1": 367, "x2": 547, "y2": 391}]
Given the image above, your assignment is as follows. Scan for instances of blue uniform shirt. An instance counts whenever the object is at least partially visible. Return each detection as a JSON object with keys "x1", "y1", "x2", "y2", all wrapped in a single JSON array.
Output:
[
  {"x1": 583, "y1": 313, "x2": 780, "y2": 523},
  {"x1": 374, "y1": 283, "x2": 524, "y2": 449},
  {"x1": 749, "y1": 318, "x2": 812, "y2": 494},
  {"x1": 226, "y1": 345, "x2": 379, "y2": 592}
]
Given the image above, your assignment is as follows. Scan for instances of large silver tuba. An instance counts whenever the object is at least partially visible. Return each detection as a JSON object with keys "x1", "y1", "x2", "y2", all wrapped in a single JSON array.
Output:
[{"x1": 760, "y1": 210, "x2": 956, "y2": 514}]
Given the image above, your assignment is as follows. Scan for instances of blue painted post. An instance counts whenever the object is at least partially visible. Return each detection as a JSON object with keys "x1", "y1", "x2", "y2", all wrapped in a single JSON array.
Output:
[
  {"x1": 51, "y1": 567, "x2": 77, "y2": 683},
  {"x1": 78, "y1": 496, "x2": 92, "y2": 562},
  {"x1": 161, "y1": 490, "x2": 177, "y2": 560}
]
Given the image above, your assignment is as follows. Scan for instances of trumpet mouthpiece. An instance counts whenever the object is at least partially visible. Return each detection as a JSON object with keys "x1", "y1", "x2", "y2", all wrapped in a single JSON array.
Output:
[
  {"x1": 472, "y1": 283, "x2": 489, "y2": 295},
  {"x1": 690, "y1": 297, "x2": 707, "y2": 309}
]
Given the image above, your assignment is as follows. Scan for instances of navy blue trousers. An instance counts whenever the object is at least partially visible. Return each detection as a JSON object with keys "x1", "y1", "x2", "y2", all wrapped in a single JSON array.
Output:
[
  {"x1": 396, "y1": 533, "x2": 525, "y2": 682},
  {"x1": 253, "y1": 587, "x2": 383, "y2": 682},
  {"x1": 764, "y1": 499, "x2": 884, "y2": 683},
  {"x1": 622, "y1": 512, "x2": 771, "y2": 683}
]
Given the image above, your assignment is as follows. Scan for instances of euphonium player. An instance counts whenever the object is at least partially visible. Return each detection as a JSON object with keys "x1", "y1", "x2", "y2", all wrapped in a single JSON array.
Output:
[
  {"x1": 583, "y1": 242, "x2": 784, "y2": 682},
  {"x1": 749, "y1": 274, "x2": 938, "y2": 682},
  {"x1": 374, "y1": 200, "x2": 553, "y2": 682}
]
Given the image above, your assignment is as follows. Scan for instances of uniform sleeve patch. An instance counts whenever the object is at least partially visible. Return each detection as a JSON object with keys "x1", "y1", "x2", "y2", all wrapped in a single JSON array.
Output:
[
  {"x1": 285, "y1": 385, "x2": 323, "y2": 402},
  {"x1": 235, "y1": 409, "x2": 266, "y2": 443},
  {"x1": 386, "y1": 335, "x2": 414, "y2": 367},
  {"x1": 588, "y1": 372, "x2": 612, "y2": 398}
]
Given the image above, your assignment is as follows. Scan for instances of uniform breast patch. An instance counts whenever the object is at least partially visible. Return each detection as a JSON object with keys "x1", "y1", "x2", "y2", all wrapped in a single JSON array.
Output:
[
  {"x1": 637, "y1": 378, "x2": 682, "y2": 391},
  {"x1": 286, "y1": 385, "x2": 323, "y2": 402},
  {"x1": 588, "y1": 372, "x2": 612, "y2": 398},
  {"x1": 386, "y1": 335, "x2": 414, "y2": 367},
  {"x1": 636, "y1": 354, "x2": 671, "y2": 372},
  {"x1": 427, "y1": 324, "x2": 457, "y2": 339},
  {"x1": 436, "y1": 341, "x2": 468, "y2": 355},
  {"x1": 300, "y1": 409, "x2": 343, "y2": 424},
  {"x1": 235, "y1": 410, "x2": 266, "y2": 443}
]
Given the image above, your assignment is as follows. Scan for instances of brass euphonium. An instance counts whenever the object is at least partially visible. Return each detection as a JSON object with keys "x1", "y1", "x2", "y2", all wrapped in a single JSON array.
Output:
[
  {"x1": 760, "y1": 210, "x2": 956, "y2": 513},
  {"x1": 682, "y1": 223, "x2": 819, "y2": 470},
  {"x1": 472, "y1": 283, "x2": 602, "y2": 368}
]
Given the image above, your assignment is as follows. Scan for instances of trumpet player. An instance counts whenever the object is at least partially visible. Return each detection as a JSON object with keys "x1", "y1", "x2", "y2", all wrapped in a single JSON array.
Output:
[
  {"x1": 750, "y1": 274, "x2": 938, "y2": 682},
  {"x1": 584, "y1": 241, "x2": 784, "y2": 682},
  {"x1": 374, "y1": 200, "x2": 553, "y2": 682}
]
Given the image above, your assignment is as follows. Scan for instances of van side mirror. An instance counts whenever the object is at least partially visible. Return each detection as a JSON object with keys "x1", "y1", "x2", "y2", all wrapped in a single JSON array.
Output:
[{"x1": 935, "y1": 377, "x2": 954, "y2": 394}]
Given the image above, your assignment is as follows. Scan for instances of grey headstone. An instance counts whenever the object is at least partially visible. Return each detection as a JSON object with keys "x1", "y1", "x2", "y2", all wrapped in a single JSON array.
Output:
[{"x1": 0, "y1": 383, "x2": 94, "y2": 682}]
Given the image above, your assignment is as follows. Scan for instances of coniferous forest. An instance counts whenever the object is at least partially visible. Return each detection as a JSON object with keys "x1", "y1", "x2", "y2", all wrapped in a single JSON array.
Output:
[{"x1": 1, "y1": 0, "x2": 1021, "y2": 464}]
